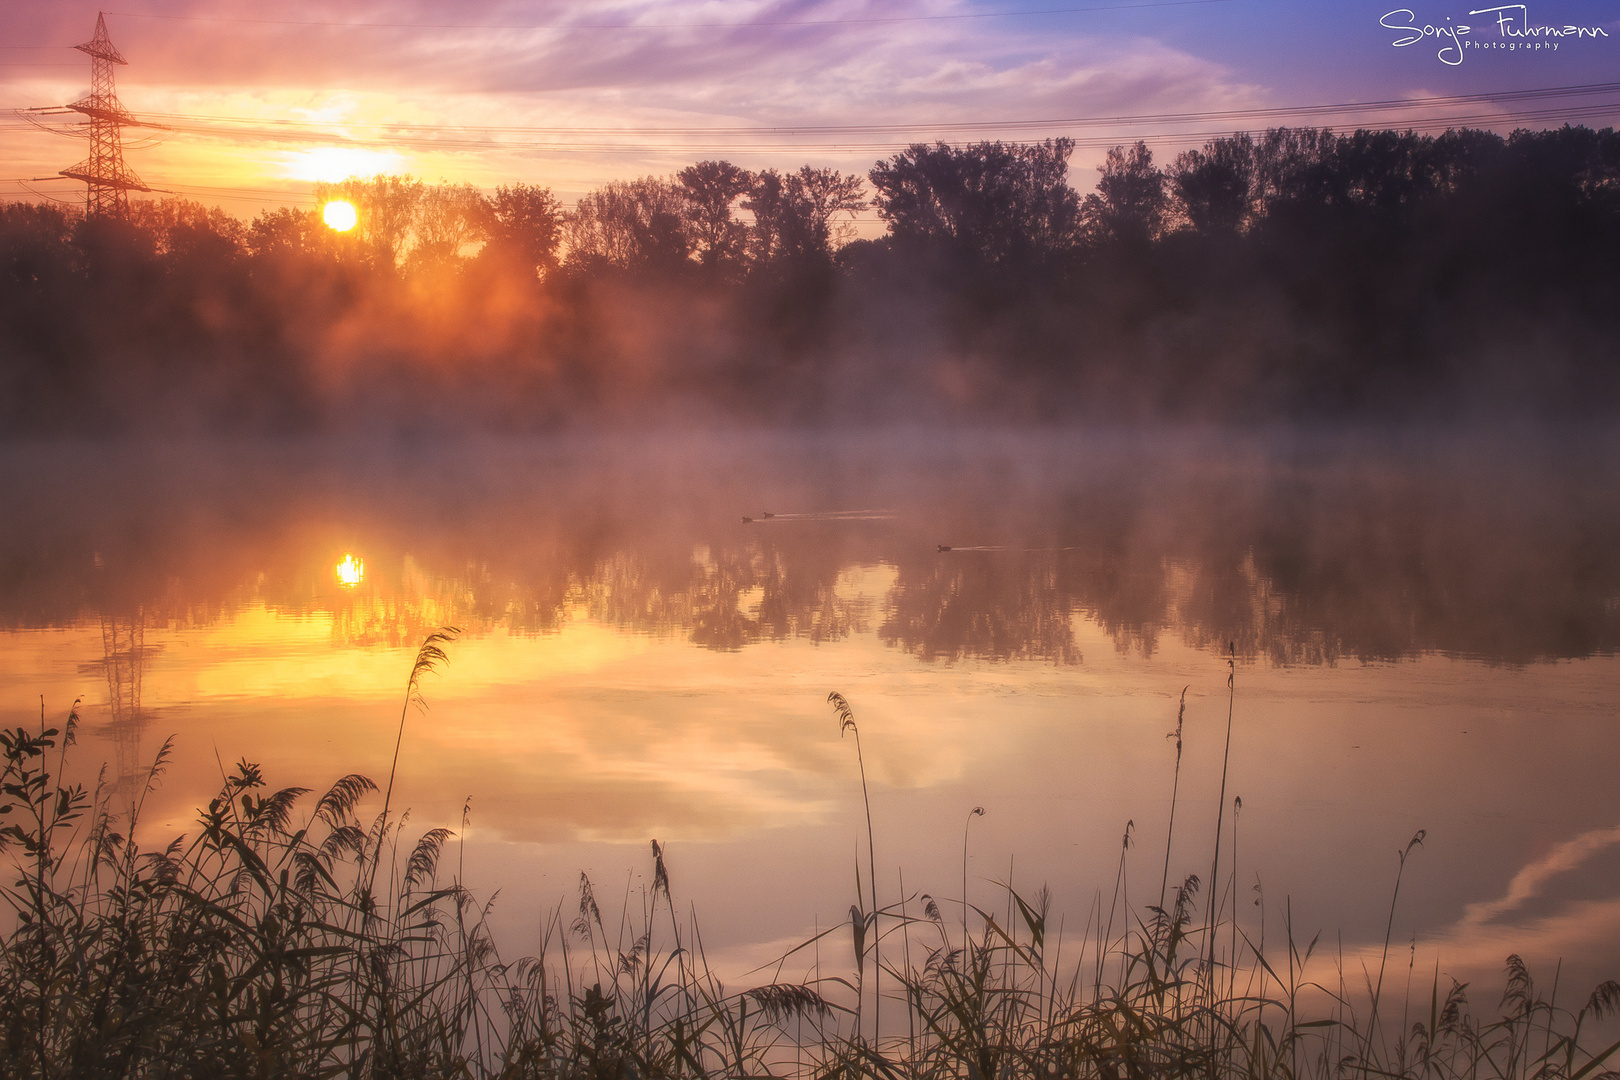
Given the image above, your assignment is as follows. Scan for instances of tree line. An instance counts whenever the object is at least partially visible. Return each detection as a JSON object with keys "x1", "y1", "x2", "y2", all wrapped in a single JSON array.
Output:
[
  {"x1": 2, "y1": 123, "x2": 1618, "y2": 433},
  {"x1": 248, "y1": 161, "x2": 868, "y2": 281}
]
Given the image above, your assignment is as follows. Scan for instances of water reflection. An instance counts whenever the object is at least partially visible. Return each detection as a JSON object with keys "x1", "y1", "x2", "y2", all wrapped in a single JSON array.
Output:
[
  {"x1": 882, "y1": 554, "x2": 1081, "y2": 663},
  {"x1": 336, "y1": 553, "x2": 364, "y2": 587},
  {"x1": 91, "y1": 609, "x2": 155, "y2": 800},
  {"x1": 1, "y1": 433, "x2": 1617, "y2": 992},
  {"x1": 585, "y1": 544, "x2": 872, "y2": 651},
  {"x1": 0, "y1": 435, "x2": 1616, "y2": 665}
]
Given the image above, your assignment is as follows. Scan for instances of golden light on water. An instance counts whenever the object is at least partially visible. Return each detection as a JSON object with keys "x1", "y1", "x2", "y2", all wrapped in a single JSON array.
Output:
[
  {"x1": 323, "y1": 200, "x2": 358, "y2": 232},
  {"x1": 335, "y1": 553, "x2": 364, "y2": 586}
]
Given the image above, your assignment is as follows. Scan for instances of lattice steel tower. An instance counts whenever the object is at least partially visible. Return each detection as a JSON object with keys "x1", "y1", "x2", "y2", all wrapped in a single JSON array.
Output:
[
  {"x1": 60, "y1": 12, "x2": 149, "y2": 217},
  {"x1": 98, "y1": 610, "x2": 151, "y2": 804}
]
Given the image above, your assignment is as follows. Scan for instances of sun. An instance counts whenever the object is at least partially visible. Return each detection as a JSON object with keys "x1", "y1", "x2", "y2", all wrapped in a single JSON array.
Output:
[{"x1": 323, "y1": 200, "x2": 358, "y2": 232}]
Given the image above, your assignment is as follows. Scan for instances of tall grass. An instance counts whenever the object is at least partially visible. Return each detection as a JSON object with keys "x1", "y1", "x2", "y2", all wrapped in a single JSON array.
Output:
[{"x1": 3, "y1": 646, "x2": 1619, "y2": 1079}]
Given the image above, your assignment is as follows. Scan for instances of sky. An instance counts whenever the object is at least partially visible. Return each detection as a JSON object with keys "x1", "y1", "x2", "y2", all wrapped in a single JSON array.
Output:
[{"x1": 2, "y1": 0, "x2": 1618, "y2": 224}]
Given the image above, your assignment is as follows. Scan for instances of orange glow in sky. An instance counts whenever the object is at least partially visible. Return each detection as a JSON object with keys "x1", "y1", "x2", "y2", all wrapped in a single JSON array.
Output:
[
  {"x1": 287, "y1": 146, "x2": 409, "y2": 184},
  {"x1": 3, "y1": 8, "x2": 1616, "y2": 242}
]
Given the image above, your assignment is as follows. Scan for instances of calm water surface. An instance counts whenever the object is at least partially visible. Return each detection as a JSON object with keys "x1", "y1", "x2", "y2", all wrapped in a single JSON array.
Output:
[{"x1": 3, "y1": 431, "x2": 1618, "y2": 994}]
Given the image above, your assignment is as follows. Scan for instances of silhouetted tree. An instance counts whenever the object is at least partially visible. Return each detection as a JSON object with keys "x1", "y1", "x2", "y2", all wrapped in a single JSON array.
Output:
[
  {"x1": 0, "y1": 202, "x2": 75, "y2": 286},
  {"x1": 483, "y1": 183, "x2": 564, "y2": 278},
  {"x1": 1331, "y1": 129, "x2": 1445, "y2": 214},
  {"x1": 1170, "y1": 134, "x2": 1255, "y2": 234},
  {"x1": 313, "y1": 174, "x2": 424, "y2": 269},
  {"x1": 1252, "y1": 128, "x2": 1340, "y2": 212},
  {"x1": 786, "y1": 166, "x2": 866, "y2": 255},
  {"x1": 742, "y1": 170, "x2": 790, "y2": 264},
  {"x1": 0, "y1": 203, "x2": 80, "y2": 430},
  {"x1": 565, "y1": 177, "x2": 690, "y2": 275},
  {"x1": 246, "y1": 207, "x2": 329, "y2": 260},
  {"x1": 1501, "y1": 124, "x2": 1620, "y2": 204},
  {"x1": 407, "y1": 183, "x2": 489, "y2": 275},
  {"x1": 1081, "y1": 141, "x2": 1167, "y2": 245},
  {"x1": 677, "y1": 160, "x2": 753, "y2": 271},
  {"x1": 744, "y1": 166, "x2": 865, "y2": 265},
  {"x1": 869, "y1": 139, "x2": 1079, "y2": 265},
  {"x1": 128, "y1": 197, "x2": 246, "y2": 257}
]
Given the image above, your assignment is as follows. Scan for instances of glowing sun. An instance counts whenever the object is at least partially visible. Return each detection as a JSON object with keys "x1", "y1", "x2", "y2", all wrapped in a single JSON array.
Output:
[{"x1": 323, "y1": 200, "x2": 358, "y2": 232}]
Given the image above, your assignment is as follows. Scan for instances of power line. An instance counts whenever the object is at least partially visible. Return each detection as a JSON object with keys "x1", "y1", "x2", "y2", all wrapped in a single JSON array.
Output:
[
  {"x1": 164, "y1": 181, "x2": 317, "y2": 199},
  {"x1": 9, "y1": 94, "x2": 1618, "y2": 210},
  {"x1": 74, "y1": 102, "x2": 1620, "y2": 155},
  {"x1": 16, "y1": 180, "x2": 79, "y2": 205},
  {"x1": 12, "y1": 101, "x2": 1620, "y2": 156},
  {"x1": 5, "y1": 97, "x2": 1615, "y2": 211},
  {"x1": 7, "y1": 102, "x2": 1616, "y2": 159},
  {"x1": 5, "y1": 82, "x2": 1616, "y2": 206},
  {"x1": 104, "y1": 0, "x2": 1236, "y2": 33}
]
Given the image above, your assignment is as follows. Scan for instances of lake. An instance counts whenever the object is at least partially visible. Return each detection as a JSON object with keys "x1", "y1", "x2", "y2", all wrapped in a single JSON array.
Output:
[{"x1": 3, "y1": 429, "x2": 1618, "y2": 1001}]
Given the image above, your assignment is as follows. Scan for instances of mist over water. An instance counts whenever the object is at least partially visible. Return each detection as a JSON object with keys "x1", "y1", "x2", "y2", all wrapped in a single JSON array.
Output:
[
  {"x1": 5, "y1": 428, "x2": 1617, "y2": 663},
  {"x1": 2, "y1": 426, "x2": 1618, "y2": 992},
  {"x1": 7, "y1": 126, "x2": 1620, "y2": 435},
  {"x1": 7, "y1": 45, "x2": 1620, "y2": 1068}
]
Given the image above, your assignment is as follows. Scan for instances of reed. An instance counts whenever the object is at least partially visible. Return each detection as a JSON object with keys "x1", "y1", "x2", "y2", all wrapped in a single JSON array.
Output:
[
  {"x1": 1204, "y1": 643, "x2": 1238, "y2": 993},
  {"x1": 830, "y1": 690, "x2": 882, "y2": 1049},
  {"x1": 2, "y1": 653, "x2": 1618, "y2": 1080}
]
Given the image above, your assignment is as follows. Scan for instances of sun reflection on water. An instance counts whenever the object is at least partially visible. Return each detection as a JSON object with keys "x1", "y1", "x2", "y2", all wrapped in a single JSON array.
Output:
[{"x1": 335, "y1": 553, "x2": 364, "y2": 587}]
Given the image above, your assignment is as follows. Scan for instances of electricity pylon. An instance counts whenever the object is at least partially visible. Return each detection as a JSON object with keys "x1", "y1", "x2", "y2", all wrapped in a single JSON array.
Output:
[
  {"x1": 60, "y1": 12, "x2": 149, "y2": 217},
  {"x1": 99, "y1": 609, "x2": 150, "y2": 804}
]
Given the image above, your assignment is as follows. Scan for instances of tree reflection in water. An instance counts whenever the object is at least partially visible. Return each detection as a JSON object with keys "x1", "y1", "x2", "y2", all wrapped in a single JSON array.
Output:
[{"x1": 1, "y1": 435, "x2": 1616, "y2": 666}]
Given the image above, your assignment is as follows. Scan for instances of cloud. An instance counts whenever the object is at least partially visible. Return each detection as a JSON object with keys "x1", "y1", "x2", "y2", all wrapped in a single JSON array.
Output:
[
  {"x1": 1453, "y1": 823, "x2": 1620, "y2": 934},
  {"x1": 282, "y1": 145, "x2": 410, "y2": 181},
  {"x1": 2, "y1": 0, "x2": 1267, "y2": 211},
  {"x1": 1319, "y1": 823, "x2": 1620, "y2": 991}
]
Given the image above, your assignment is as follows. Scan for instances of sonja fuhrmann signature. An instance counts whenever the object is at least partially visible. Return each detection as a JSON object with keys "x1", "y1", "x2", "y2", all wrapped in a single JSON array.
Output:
[{"x1": 1381, "y1": 5, "x2": 1611, "y2": 65}]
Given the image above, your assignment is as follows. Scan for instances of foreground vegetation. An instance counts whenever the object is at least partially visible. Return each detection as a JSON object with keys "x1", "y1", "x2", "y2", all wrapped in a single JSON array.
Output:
[{"x1": 3, "y1": 638, "x2": 1618, "y2": 1079}]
